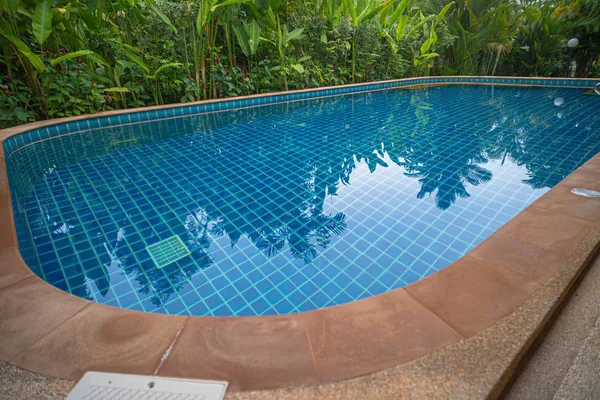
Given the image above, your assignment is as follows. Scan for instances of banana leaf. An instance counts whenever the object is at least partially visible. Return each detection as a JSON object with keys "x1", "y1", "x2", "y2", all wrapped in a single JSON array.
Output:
[
  {"x1": 51, "y1": 50, "x2": 97, "y2": 66},
  {"x1": 248, "y1": 20, "x2": 261, "y2": 54},
  {"x1": 0, "y1": 0, "x2": 21, "y2": 14},
  {"x1": 234, "y1": 23, "x2": 250, "y2": 56},
  {"x1": 154, "y1": 62, "x2": 182, "y2": 75},
  {"x1": 0, "y1": 19, "x2": 44, "y2": 71},
  {"x1": 32, "y1": 0, "x2": 52, "y2": 45},
  {"x1": 149, "y1": 3, "x2": 177, "y2": 34},
  {"x1": 104, "y1": 87, "x2": 131, "y2": 93}
]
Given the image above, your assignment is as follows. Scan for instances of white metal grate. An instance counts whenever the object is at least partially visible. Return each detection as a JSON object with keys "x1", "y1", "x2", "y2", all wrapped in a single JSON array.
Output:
[{"x1": 67, "y1": 372, "x2": 228, "y2": 400}]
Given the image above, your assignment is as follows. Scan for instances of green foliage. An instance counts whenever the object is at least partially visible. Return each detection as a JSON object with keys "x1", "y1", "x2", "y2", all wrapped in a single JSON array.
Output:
[
  {"x1": 0, "y1": 19, "x2": 45, "y2": 71},
  {"x1": 234, "y1": 20, "x2": 261, "y2": 57},
  {"x1": 0, "y1": 0, "x2": 598, "y2": 127},
  {"x1": 0, "y1": 76, "x2": 35, "y2": 126},
  {"x1": 211, "y1": 63, "x2": 255, "y2": 96},
  {"x1": 41, "y1": 58, "x2": 109, "y2": 117},
  {"x1": 32, "y1": 0, "x2": 52, "y2": 45}
]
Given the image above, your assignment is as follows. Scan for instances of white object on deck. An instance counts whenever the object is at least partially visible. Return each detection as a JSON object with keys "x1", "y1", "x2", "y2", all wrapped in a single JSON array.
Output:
[
  {"x1": 66, "y1": 372, "x2": 228, "y2": 400},
  {"x1": 571, "y1": 188, "x2": 600, "y2": 198}
]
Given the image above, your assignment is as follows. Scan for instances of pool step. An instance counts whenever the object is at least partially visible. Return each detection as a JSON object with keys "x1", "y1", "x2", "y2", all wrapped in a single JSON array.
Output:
[{"x1": 146, "y1": 236, "x2": 191, "y2": 268}]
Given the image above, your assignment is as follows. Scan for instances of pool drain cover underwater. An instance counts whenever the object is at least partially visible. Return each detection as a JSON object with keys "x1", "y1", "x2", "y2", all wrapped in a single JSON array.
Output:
[
  {"x1": 67, "y1": 372, "x2": 228, "y2": 400},
  {"x1": 146, "y1": 235, "x2": 191, "y2": 268}
]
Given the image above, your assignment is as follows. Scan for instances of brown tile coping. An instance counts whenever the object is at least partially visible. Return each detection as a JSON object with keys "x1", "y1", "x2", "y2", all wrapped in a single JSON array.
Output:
[
  {"x1": 10, "y1": 303, "x2": 186, "y2": 381},
  {"x1": 157, "y1": 314, "x2": 319, "y2": 391},
  {"x1": 1, "y1": 81, "x2": 600, "y2": 395},
  {"x1": 299, "y1": 288, "x2": 463, "y2": 383},
  {"x1": 405, "y1": 256, "x2": 540, "y2": 338}
]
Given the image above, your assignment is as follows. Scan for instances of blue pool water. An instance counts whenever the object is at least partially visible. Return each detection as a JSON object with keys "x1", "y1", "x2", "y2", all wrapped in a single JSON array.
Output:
[{"x1": 7, "y1": 85, "x2": 600, "y2": 316}]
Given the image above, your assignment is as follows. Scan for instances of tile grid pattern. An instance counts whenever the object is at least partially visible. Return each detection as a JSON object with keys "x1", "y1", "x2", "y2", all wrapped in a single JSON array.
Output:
[
  {"x1": 3, "y1": 77, "x2": 598, "y2": 156},
  {"x1": 5, "y1": 83, "x2": 600, "y2": 316}
]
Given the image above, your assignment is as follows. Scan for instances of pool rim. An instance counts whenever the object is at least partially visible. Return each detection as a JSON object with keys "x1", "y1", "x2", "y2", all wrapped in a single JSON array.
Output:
[{"x1": 1, "y1": 76, "x2": 600, "y2": 394}]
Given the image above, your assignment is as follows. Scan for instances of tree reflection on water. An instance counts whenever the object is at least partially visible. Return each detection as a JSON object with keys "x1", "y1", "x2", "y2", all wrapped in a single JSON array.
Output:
[
  {"x1": 33, "y1": 85, "x2": 598, "y2": 306},
  {"x1": 118, "y1": 86, "x2": 596, "y2": 305}
]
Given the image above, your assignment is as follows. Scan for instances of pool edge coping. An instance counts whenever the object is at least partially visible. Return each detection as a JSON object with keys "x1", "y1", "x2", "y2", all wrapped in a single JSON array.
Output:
[{"x1": 0, "y1": 77, "x2": 599, "y2": 395}]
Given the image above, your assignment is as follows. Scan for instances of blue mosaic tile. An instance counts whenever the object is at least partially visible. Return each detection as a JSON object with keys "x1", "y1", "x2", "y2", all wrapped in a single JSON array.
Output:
[{"x1": 3, "y1": 80, "x2": 600, "y2": 316}]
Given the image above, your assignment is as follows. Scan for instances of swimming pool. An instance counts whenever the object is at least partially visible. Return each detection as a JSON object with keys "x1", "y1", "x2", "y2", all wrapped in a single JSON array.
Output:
[{"x1": 5, "y1": 81, "x2": 600, "y2": 316}]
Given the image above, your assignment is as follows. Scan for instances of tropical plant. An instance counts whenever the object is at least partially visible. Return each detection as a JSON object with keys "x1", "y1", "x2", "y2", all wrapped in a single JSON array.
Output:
[
  {"x1": 262, "y1": 19, "x2": 308, "y2": 90},
  {"x1": 0, "y1": 75, "x2": 35, "y2": 126},
  {"x1": 1, "y1": 0, "x2": 599, "y2": 127},
  {"x1": 341, "y1": 0, "x2": 385, "y2": 82}
]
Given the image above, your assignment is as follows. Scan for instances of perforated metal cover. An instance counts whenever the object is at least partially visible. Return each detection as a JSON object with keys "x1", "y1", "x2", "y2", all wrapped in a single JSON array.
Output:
[
  {"x1": 66, "y1": 372, "x2": 228, "y2": 400},
  {"x1": 146, "y1": 236, "x2": 191, "y2": 268}
]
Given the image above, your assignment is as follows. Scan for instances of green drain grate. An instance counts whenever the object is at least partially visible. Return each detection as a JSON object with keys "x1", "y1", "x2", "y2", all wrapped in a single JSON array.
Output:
[{"x1": 146, "y1": 236, "x2": 191, "y2": 268}]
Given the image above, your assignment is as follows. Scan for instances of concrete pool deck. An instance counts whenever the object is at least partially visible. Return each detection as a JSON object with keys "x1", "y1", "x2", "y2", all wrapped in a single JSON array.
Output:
[{"x1": 1, "y1": 79, "x2": 600, "y2": 397}]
